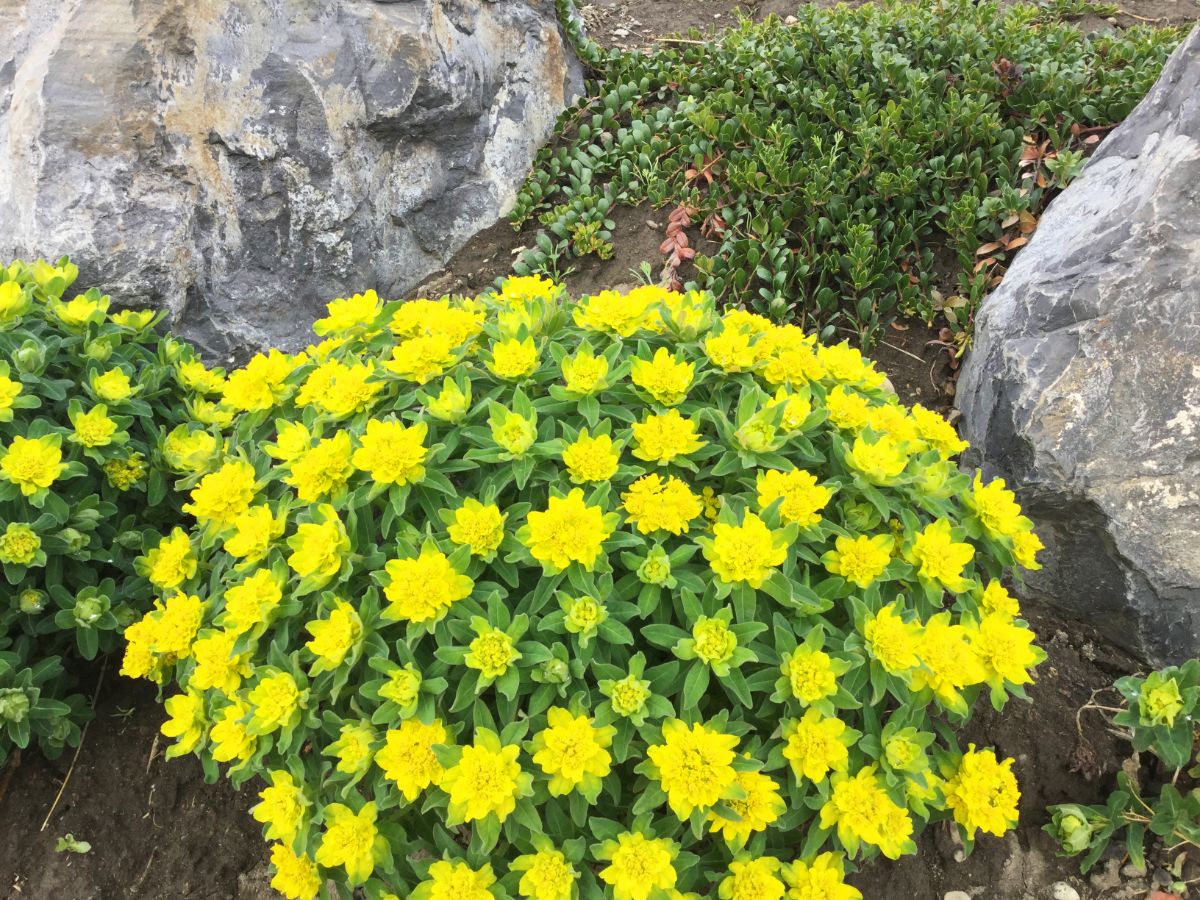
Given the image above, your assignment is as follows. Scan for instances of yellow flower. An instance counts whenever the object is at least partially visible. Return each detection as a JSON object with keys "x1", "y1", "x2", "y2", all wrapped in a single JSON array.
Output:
[
  {"x1": 220, "y1": 569, "x2": 284, "y2": 634},
  {"x1": 969, "y1": 613, "x2": 1040, "y2": 689},
  {"x1": 499, "y1": 274, "x2": 561, "y2": 304},
  {"x1": 560, "y1": 346, "x2": 610, "y2": 395},
  {"x1": 285, "y1": 431, "x2": 354, "y2": 501},
  {"x1": 845, "y1": 433, "x2": 909, "y2": 484},
  {"x1": 382, "y1": 545, "x2": 474, "y2": 624},
  {"x1": 598, "y1": 831, "x2": 678, "y2": 900},
  {"x1": 943, "y1": 745, "x2": 1020, "y2": 838},
  {"x1": 905, "y1": 518, "x2": 975, "y2": 593},
  {"x1": 646, "y1": 719, "x2": 739, "y2": 819},
  {"x1": 447, "y1": 498, "x2": 506, "y2": 558},
  {"x1": 176, "y1": 359, "x2": 226, "y2": 395},
  {"x1": 979, "y1": 579, "x2": 1021, "y2": 618},
  {"x1": 391, "y1": 297, "x2": 482, "y2": 343},
  {"x1": 190, "y1": 629, "x2": 251, "y2": 694},
  {"x1": 120, "y1": 618, "x2": 163, "y2": 683},
  {"x1": 819, "y1": 767, "x2": 912, "y2": 857},
  {"x1": 705, "y1": 327, "x2": 758, "y2": 372},
  {"x1": 771, "y1": 387, "x2": 814, "y2": 431},
  {"x1": 512, "y1": 847, "x2": 577, "y2": 900},
  {"x1": 54, "y1": 293, "x2": 108, "y2": 327},
  {"x1": 352, "y1": 419, "x2": 428, "y2": 486},
  {"x1": 183, "y1": 459, "x2": 257, "y2": 528},
  {"x1": 523, "y1": 488, "x2": 614, "y2": 572},
  {"x1": 573, "y1": 289, "x2": 649, "y2": 336},
  {"x1": 162, "y1": 426, "x2": 219, "y2": 474},
  {"x1": 782, "y1": 645, "x2": 840, "y2": 706},
  {"x1": 465, "y1": 623, "x2": 521, "y2": 679},
  {"x1": 326, "y1": 721, "x2": 377, "y2": 775},
  {"x1": 1012, "y1": 527, "x2": 1045, "y2": 570},
  {"x1": 111, "y1": 308, "x2": 154, "y2": 330},
  {"x1": 265, "y1": 421, "x2": 312, "y2": 462},
  {"x1": 188, "y1": 398, "x2": 237, "y2": 429},
  {"x1": 247, "y1": 670, "x2": 305, "y2": 734},
  {"x1": 0, "y1": 374, "x2": 21, "y2": 419},
  {"x1": 222, "y1": 348, "x2": 296, "y2": 412},
  {"x1": 0, "y1": 434, "x2": 65, "y2": 496},
  {"x1": 312, "y1": 289, "x2": 382, "y2": 335},
  {"x1": 707, "y1": 769, "x2": 785, "y2": 848},
  {"x1": 415, "y1": 859, "x2": 497, "y2": 900},
  {"x1": 148, "y1": 591, "x2": 204, "y2": 659},
  {"x1": 91, "y1": 367, "x2": 136, "y2": 402},
  {"x1": 817, "y1": 342, "x2": 886, "y2": 387},
  {"x1": 103, "y1": 452, "x2": 148, "y2": 490},
  {"x1": 630, "y1": 409, "x2": 705, "y2": 464},
  {"x1": 821, "y1": 533, "x2": 893, "y2": 589},
  {"x1": 160, "y1": 689, "x2": 206, "y2": 758},
  {"x1": 604, "y1": 673, "x2": 651, "y2": 719},
  {"x1": 385, "y1": 333, "x2": 457, "y2": 384},
  {"x1": 784, "y1": 853, "x2": 862, "y2": 900},
  {"x1": 530, "y1": 707, "x2": 614, "y2": 797},
  {"x1": 631, "y1": 347, "x2": 694, "y2": 406},
  {"x1": 968, "y1": 472, "x2": 1025, "y2": 538},
  {"x1": 378, "y1": 662, "x2": 422, "y2": 712},
  {"x1": 224, "y1": 504, "x2": 287, "y2": 565},
  {"x1": 825, "y1": 385, "x2": 871, "y2": 430},
  {"x1": 314, "y1": 801, "x2": 382, "y2": 885},
  {"x1": 488, "y1": 337, "x2": 540, "y2": 379},
  {"x1": 782, "y1": 710, "x2": 853, "y2": 783},
  {"x1": 440, "y1": 728, "x2": 527, "y2": 824},
  {"x1": 491, "y1": 408, "x2": 538, "y2": 456},
  {"x1": 252, "y1": 771, "x2": 308, "y2": 843},
  {"x1": 911, "y1": 404, "x2": 967, "y2": 456},
  {"x1": 0, "y1": 280, "x2": 32, "y2": 325},
  {"x1": 757, "y1": 469, "x2": 833, "y2": 528},
  {"x1": 268, "y1": 844, "x2": 320, "y2": 900},
  {"x1": 704, "y1": 511, "x2": 788, "y2": 588},
  {"x1": 621, "y1": 474, "x2": 703, "y2": 535},
  {"x1": 718, "y1": 857, "x2": 786, "y2": 900},
  {"x1": 0, "y1": 523, "x2": 40, "y2": 566},
  {"x1": 286, "y1": 505, "x2": 350, "y2": 586},
  {"x1": 305, "y1": 598, "x2": 363, "y2": 672},
  {"x1": 69, "y1": 405, "x2": 118, "y2": 448},
  {"x1": 209, "y1": 698, "x2": 257, "y2": 764},
  {"x1": 911, "y1": 613, "x2": 986, "y2": 713},
  {"x1": 862, "y1": 602, "x2": 921, "y2": 674},
  {"x1": 692, "y1": 616, "x2": 737, "y2": 669},
  {"x1": 376, "y1": 719, "x2": 449, "y2": 801},
  {"x1": 141, "y1": 527, "x2": 196, "y2": 590},
  {"x1": 426, "y1": 376, "x2": 471, "y2": 423},
  {"x1": 562, "y1": 429, "x2": 620, "y2": 483}
]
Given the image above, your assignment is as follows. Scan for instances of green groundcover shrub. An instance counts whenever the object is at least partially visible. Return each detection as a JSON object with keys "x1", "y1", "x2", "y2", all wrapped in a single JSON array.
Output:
[
  {"x1": 0, "y1": 259, "x2": 194, "y2": 763},
  {"x1": 519, "y1": 0, "x2": 1181, "y2": 345},
  {"x1": 124, "y1": 277, "x2": 1048, "y2": 899}
]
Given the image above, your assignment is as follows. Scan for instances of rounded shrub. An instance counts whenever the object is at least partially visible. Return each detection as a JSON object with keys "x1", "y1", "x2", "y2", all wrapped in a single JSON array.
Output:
[
  {"x1": 125, "y1": 277, "x2": 1046, "y2": 899},
  {"x1": 0, "y1": 258, "x2": 200, "y2": 763}
]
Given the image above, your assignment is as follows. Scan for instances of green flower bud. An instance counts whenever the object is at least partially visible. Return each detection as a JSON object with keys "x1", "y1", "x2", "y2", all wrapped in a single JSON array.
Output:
[
  {"x1": 636, "y1": 546, "x2": 673, "y2": 586},
  {"x1": 73, "y1": 594, "x2": 108, "y2": 626},
  {"x1": 57, "y1": 527, "x2": 90, "y2": 554},
  {"x1": 13, "y1": 339, "x2": 45, "y2": 374},
  {"x1": 18, "y1": 588, "x2": 47, "y2": 614},
  {"x1": 84, "y1": 339, "x2": 113, "y2": 363},
  {"x1": 0, "y1": 688, "x2": 31, "y2": 724},
  {"x1": 539, "y1": 658, "x2": 571, "y2": 684}
]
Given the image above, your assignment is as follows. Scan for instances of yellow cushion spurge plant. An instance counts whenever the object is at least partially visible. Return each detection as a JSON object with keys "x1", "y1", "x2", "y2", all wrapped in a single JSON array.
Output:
[
  {"x1": 0, "y1": 258, "x2": 206, "y2": 766},
  {"x1": 126, "y1": 278, "x2": 1047, "y2": 897}
]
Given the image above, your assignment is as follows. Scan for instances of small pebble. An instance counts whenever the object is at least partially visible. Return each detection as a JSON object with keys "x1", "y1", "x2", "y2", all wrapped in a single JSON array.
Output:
[
  {"x1": 784, "y1": 14, "x2": 798, "y2": 24},
  {"x1": 944, "y1": 892, "x2": 972, "y2": 900},
  {"x1": 1106, "y1": 15, "x2": 1118, "y2": 23},
  {"x1": 1050, "y1": 884, "x2": 1080, "y2": 900}
]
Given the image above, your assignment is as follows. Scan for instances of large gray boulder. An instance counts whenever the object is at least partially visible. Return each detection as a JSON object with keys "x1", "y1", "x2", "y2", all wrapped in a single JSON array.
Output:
[
  {"x1": 0, "y1": 0, "x2": 580, "y2": 357},
  {"x1": 958, "y1": 27, "x2": 1200, "y2": 666}
]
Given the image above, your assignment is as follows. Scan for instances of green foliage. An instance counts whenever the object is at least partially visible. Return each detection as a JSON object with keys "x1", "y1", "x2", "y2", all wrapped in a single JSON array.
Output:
[
  {"x1": 1047, "y1": 661, "x2": 1200, "y2": 877},
  {"x1": 0, "y1": 258, "x2": 191, "y2": 764},
  {"x1": 520, "y1": 0, "x2": 1181, "y2": 345}
]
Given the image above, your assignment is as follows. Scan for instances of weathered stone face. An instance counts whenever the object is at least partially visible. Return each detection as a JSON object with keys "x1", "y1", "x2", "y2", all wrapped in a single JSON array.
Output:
[
  {"x1": 0, "y1": 0, "x2": 580, "y2": 358},
  {"x1": 958, "y1": 28, "x2": 1200, "y2": 665}
]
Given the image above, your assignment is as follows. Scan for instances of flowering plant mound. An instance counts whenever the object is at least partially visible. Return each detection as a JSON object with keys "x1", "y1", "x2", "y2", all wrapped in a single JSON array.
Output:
[
  {"x1": 0, "y1": 258, "x2": 200, "y2": 763},
  {"x1": 127, "y1": 277, "x2": 1046, "y2": 899}
]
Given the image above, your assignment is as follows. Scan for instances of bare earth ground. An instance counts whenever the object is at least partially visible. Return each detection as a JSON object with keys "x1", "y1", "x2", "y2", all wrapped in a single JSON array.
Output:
[{"x1": 3, "y1": 3, "x2": 1200, "y2": 899}]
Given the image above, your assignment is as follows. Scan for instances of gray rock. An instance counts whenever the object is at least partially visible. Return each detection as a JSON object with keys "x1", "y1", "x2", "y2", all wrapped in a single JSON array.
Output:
[
  {"x1": 1050, "y1": 884, "x2": 1080, "y2": 900},
  {"x1": 0, "y1": 0, "x2": 581, "y2": 358},
  {"x1": 958, "y1": 27, "x2": 1200, "y2": 665}
]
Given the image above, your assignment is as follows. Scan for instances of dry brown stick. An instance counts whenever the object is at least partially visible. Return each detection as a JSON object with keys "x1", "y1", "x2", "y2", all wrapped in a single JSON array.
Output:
[
  {"x1": 40, "y1": 656, "x2": 108, "y2": 832},
  {"x1": 880, "y1": 340, "x2": 925, "y2": 363}
]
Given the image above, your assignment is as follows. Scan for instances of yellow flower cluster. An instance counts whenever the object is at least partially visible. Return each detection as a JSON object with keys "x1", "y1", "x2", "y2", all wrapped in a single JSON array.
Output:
[{"x1": 120, "y1": 279, "x2": 1044, "y2": 898}]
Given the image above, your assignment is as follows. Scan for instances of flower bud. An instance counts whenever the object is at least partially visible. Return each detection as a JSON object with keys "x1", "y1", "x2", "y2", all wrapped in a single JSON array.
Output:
[
  {"x1": 115, "y1": 530, "x2": 143, "y2": 549},
  {"x1": 0, "y1": 688, "x2": 31, "y2": 724},
  {"x1": 84, "y1": 338, "x2": 114, "y2": 363},
  {"x1": 13, "y1": 339, "x2": 45, "y2": 374},
  {"x1": 539, "y1": 658, "x2": 570, "y2": 685},
  {"x1": 73, "y1": 594, "x2": 108, "y2": 626},
  {"x1": 18, "y1": 588, "x2": 47, "y2": 614},
  {"x1": 56, "y1": 527, "x2": 90, "y2": 555}
]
